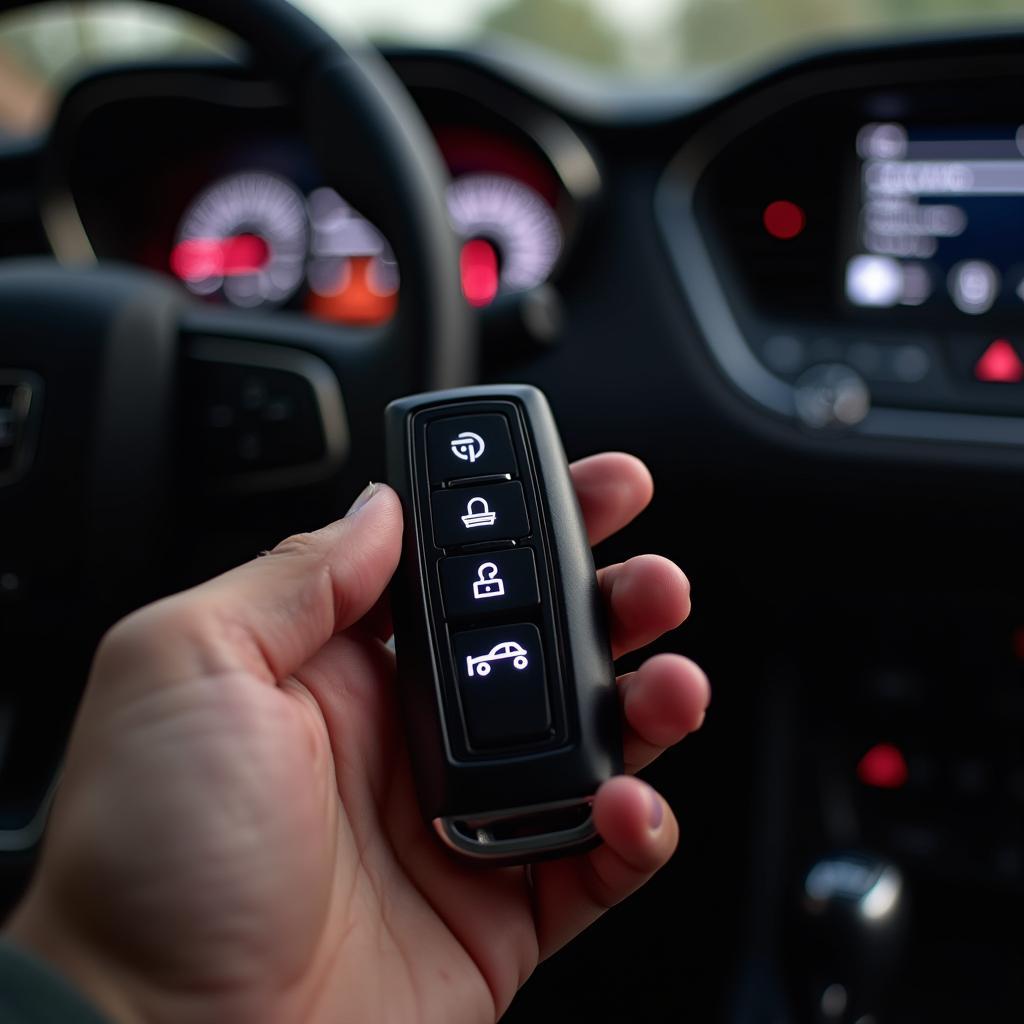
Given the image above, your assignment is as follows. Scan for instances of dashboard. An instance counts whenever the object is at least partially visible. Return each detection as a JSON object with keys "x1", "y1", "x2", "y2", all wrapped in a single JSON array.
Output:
[
  {"x1": 659, "y1": 50, "x2": 1024, "y2": 448},
  {"x1": 43, "y1": 63, "x2": 594, "y2": 327},
  {"x1": 1, "y1": 32, "x2": 1023, "y2": 1024}
]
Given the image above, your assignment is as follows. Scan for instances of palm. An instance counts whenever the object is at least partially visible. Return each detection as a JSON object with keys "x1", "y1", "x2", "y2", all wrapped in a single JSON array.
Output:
[{"x1": 291, "y1": 630, "x2": 536, "y2": 1022}]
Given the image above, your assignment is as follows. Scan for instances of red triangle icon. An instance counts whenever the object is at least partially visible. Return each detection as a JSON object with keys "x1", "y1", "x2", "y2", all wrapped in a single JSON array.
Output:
[{"x1": 975, "y1": 339, "x2": 1024, "y2": 383}]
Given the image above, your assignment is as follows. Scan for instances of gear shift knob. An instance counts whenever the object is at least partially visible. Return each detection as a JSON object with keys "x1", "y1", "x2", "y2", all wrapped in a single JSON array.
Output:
[{"x1": 794, "y1": 853, "x2": 909, "y2": 1023}]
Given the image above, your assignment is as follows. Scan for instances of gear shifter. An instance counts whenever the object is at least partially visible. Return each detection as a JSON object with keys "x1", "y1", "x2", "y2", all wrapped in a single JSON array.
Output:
[{"x1": 794, "y1": 853, "x2": 909, "y2": 1023}]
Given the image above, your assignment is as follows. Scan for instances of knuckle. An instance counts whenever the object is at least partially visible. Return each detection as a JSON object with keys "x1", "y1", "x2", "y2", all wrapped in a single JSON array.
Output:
[
  {"x1": 94, "y1": 597, "x2": 212, "y2": 669},
  {"x1": 270, "y1": 531, "x2": 324, "y2": 561}
]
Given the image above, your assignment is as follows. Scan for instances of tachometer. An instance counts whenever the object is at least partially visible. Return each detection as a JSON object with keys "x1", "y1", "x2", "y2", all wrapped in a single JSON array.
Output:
[
  {"x1": 171, "y1": 171, "x2": 308, "y2": 308},
  {"x1": 446, "y1": 173, "x2": 563, "y2": 306}
]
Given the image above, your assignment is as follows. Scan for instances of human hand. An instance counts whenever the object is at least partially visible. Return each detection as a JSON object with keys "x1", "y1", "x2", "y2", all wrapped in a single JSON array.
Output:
[{"x1": 6, "y1": 453, "x2": 709, "y2": 1024}]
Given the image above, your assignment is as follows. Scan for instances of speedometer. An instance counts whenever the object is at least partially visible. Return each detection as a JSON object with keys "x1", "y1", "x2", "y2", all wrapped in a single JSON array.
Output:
[
  {"x1": 446, "y1": 173, "x2": 563, "y2": 306},
  {"x1": 171, "y1": 171, "x2": 308, "y2": 309}
]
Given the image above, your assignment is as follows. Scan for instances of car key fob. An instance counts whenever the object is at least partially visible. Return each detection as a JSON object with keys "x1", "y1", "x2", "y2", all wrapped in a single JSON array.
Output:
[{"x1": 386, "y1": 384, "x2": 621, "y2": 864}]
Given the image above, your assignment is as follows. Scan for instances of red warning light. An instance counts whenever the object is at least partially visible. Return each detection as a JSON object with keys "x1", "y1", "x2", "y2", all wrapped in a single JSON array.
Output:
[
  {"x1": 857, "y1": 743, "x2": 909, "y2": 790},
  {"x1": 974, "y1": 338, "x2": 1024, "y2": 383},
  {"x1": 763, "y1": 200, "x2": 806, "y2": 240}
]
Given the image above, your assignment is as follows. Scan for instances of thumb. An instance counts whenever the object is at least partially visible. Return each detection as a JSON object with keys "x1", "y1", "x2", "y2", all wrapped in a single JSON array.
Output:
[{"x1": 98, "y1": 483, "x2": 403, "y2": 685}]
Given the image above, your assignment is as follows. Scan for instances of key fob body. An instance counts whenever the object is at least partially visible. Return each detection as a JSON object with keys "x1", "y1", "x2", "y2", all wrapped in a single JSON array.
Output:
[{"x1": 386, "y1": 384, "x2": 621, "y2": 864}]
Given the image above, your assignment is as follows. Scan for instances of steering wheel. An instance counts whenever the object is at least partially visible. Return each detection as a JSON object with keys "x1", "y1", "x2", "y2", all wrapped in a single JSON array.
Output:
[{"x1": 0, "y1": 0, "x2": 473, "y2": 837}]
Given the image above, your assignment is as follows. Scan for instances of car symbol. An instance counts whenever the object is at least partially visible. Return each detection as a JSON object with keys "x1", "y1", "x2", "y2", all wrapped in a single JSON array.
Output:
[{"x1": 465, "y1": 640, "x2": 529, "y2": 677}]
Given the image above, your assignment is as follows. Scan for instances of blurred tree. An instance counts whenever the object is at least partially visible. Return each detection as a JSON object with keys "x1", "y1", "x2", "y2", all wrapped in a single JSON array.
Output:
[
  {"x1": 481, "y1": 0, "x2": 622, "y2": 67},
  {"x1": 678, "y1": 0, "x2": 864, "y2": 69},
  {"x1": 675, "y1": 0, "x2": 1024, "y2": 70}
]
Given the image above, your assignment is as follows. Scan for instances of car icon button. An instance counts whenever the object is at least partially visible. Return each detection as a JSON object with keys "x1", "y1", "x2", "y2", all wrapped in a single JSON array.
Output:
[
  {"x1": 427, "y1": 414, "x2": 518, "y2": 484},
  {"x1": 452, "y1": 623, "x2": 550, "y2": 749}
]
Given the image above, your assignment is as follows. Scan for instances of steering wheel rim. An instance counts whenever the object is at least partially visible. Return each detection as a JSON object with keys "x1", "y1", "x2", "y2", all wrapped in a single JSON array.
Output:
[
  {"x1": 6, "y1": 0, "x2": 473, "y2": 388},
  {"x1": 0, "y1": 0, "x2": 476, "y2": 849}
]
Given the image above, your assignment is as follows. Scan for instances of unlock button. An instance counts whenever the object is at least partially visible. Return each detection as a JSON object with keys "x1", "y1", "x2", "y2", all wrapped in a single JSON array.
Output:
[{"x1": 439, "y1": 548, "x2": 540, "y2": 622}]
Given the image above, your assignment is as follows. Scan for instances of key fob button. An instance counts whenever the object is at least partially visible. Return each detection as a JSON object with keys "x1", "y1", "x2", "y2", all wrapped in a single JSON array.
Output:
[
  {"x1": 440, "y1": 548, "x2": 541, "y2": 621},
  {"x1": 430, "y1": 481, "x2": 530, "y2": 548},
  {"x1": 453, "y1": 623, "x2": 551, "y2": 749},
  {"x1": 427, "y1": 414, "x2": 517, "y2": 484}
]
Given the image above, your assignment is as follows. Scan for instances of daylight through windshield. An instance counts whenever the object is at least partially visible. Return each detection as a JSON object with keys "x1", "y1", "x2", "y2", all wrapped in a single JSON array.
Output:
[{"x1": 0, "y1": 0, "x2": 1023, "y2": 137}]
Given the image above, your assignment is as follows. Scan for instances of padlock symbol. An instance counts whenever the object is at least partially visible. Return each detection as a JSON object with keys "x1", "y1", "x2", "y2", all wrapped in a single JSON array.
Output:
[
  {"x1": 472, "y1": 562, "x2": 506, "y2": 600},
  {"x1": 461, "y1": 496, "x2": 497, "y2": 529}
]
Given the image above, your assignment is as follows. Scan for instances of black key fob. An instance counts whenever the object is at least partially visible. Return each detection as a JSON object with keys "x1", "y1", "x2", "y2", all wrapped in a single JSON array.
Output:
[{"x1": 386, "y1": 384, "x2": 621, "y2": 864}]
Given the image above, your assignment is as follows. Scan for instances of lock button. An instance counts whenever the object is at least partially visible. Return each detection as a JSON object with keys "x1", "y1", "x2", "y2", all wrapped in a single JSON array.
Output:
[
  {"x1": 430, "y1": 481, "x2": 530, "y2": 548},
  {"x1": 439, "y1": 548, "x2": 541, "y2": 622}
]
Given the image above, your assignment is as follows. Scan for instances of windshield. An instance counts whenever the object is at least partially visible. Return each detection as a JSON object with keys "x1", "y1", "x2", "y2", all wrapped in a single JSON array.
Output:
[{"x1": 0, "y1": 0, "x2": 1022, "y2": 136}]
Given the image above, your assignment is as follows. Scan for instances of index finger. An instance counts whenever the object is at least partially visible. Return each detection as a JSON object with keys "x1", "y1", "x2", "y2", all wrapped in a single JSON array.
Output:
[{"x1": 569, "y1": 453, "x2": 654, "y2": 546}]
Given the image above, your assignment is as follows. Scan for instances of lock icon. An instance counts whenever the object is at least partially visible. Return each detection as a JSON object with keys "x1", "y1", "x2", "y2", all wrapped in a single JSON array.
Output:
[
  {"x1": 472, "y1": 561, "x2": 506, "y2": 600},
  {"x1": 461, "y1": 496, "x2": 497, "y2": 529}
]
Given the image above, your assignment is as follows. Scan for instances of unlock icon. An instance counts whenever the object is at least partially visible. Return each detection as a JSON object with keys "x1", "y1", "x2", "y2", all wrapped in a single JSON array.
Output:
[{"x1": 472, "y1": 562, "x2": 506, "y2": 600}]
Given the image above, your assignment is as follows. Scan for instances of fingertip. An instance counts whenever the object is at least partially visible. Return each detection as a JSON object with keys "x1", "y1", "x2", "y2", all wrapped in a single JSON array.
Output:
[
  {"x1": 603, "y1": 556, "x2": 692, "y2": 659},
  {"x1": 623, "y1": 653, "x2": 710, "y2": 745},
  {"x1": 570, "y1": 453, "x2": 654, "y2": 545},
  {"x1": 592, "y1": 777, "x2": 678, "y2": 873},
  {"x1": 572, "y1": 451, "x2": 653, "y2": 494}
]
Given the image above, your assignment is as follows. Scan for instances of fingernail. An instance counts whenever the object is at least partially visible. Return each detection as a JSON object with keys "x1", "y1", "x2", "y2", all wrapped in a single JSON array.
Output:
[
  {"x1": 648, "y1": 790, "x2": 664, "y2": 831},
  {"x1": 347, "y1": 482, "x2": 378, "y2": 517}
]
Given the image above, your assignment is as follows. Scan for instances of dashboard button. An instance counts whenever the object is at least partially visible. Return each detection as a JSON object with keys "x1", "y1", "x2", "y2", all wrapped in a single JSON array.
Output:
[
  {"x1": 427, "y1": 414, "x2": 517, "y2": 483},
  {"x1": 430, "y1": 481, "x2": 530, "y2": 548},
  {"x1": 453, "y1": 623, "x2": 550, "y2": 748},
  {"x1": 440, "y1": 548, "x2": 540, "y2": 621}
]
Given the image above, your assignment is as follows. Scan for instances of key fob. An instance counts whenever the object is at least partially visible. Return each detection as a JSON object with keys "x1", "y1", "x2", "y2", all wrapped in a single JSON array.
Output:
[{"x1": 386, "y1": 384, "x2": 621, "y2": 864}]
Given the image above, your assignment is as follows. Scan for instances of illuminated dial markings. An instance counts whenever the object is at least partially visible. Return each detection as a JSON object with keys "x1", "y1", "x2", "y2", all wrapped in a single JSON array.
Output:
[
  {"x1": 173, "y1": 171, "x2": 309, "y2": 308},
  {"x1": 446, "y1": 173, "x2": 563, "y2": 296}
]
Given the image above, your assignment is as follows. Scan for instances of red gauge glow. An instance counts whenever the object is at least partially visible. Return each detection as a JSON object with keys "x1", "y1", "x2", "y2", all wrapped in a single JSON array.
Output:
[
  {"x1": 448, "y1": 174, "x2": 562, "y2": 294},
  {"x1": 460, "y1": 239, "x2": 500, "y2": 307},
  {"x1": 763, "y1": 200, "x2": 806, "y2": 240},
  {"x1": 173, "y1": 171, "x2": 308, "y2": 308},
  {"x1": 170, "y1": 234, "x2": 269, "y2": 282}
]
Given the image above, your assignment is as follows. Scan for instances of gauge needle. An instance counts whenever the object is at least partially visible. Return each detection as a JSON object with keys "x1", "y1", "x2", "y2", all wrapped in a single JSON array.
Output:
[{"x1": 170, "y1": 234, "x2": 270, "y2": 282}]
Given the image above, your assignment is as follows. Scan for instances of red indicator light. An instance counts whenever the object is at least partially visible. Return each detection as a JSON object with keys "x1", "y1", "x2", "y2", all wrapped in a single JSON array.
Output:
[
  {"x1": 974, "y1": 338, "x2": 1024, "y2": 383},
  {"x1": 170, "y1": 234, "x2": 270, "y2": 282},
  {"x1": 763, "y1": 200, "x2": 806, "y2": 240},
  {"x1": 460, "y1": 238, "x2": 500, "y2": 308},
  {"x1": 857, "y1": 743, "x2": 909, "y2": 790}
]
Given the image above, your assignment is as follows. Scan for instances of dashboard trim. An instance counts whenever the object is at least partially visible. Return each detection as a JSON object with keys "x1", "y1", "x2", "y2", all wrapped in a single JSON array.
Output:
[
  {"x1": 41, "y1": 65, "x2": 286, "y2": 267},
  {"x1": 656, "y1": 51, "x2": 1024, "y2": 449}
]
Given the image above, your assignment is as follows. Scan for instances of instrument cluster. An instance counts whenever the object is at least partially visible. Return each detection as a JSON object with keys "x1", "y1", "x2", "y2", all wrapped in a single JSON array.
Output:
[
  {"x1": 166, "y1": 130, "x2": 565, "y2": 325},
  {"x1": 52, "y1": 66, "x2": 584, "y2": 327}
]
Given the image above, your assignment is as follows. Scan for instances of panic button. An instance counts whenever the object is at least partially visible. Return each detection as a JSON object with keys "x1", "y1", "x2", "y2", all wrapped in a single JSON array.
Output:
[{"x1": 427, "y1": 414, "x2": 518, "y2": 484}]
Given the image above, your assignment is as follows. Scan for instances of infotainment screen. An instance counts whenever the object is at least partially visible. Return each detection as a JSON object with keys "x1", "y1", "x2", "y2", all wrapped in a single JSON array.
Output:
[{"x1": 846, "y1": 122, "x2": 1024, "y2": 316}]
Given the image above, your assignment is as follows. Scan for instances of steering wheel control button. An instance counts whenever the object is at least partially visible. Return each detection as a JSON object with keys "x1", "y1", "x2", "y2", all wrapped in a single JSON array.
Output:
[
  {"x1": 430, "y1": 481, "x2": 530, "y2": 548},
  {"x1": 427, "y1": 414, "x2": 517, "y2": 484},
  {"x1": 453, "y1": 624, "x2": 551, "y2": 748},
  {"x1": 184, "y1": 340, "x2": 350, "y2": 491},
  {"x1": 440, "y1": 548, "x2": 540, "y2": 621},
  {"x1": 0, "y1": 374, "x2": 42, "y2": 486}
]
